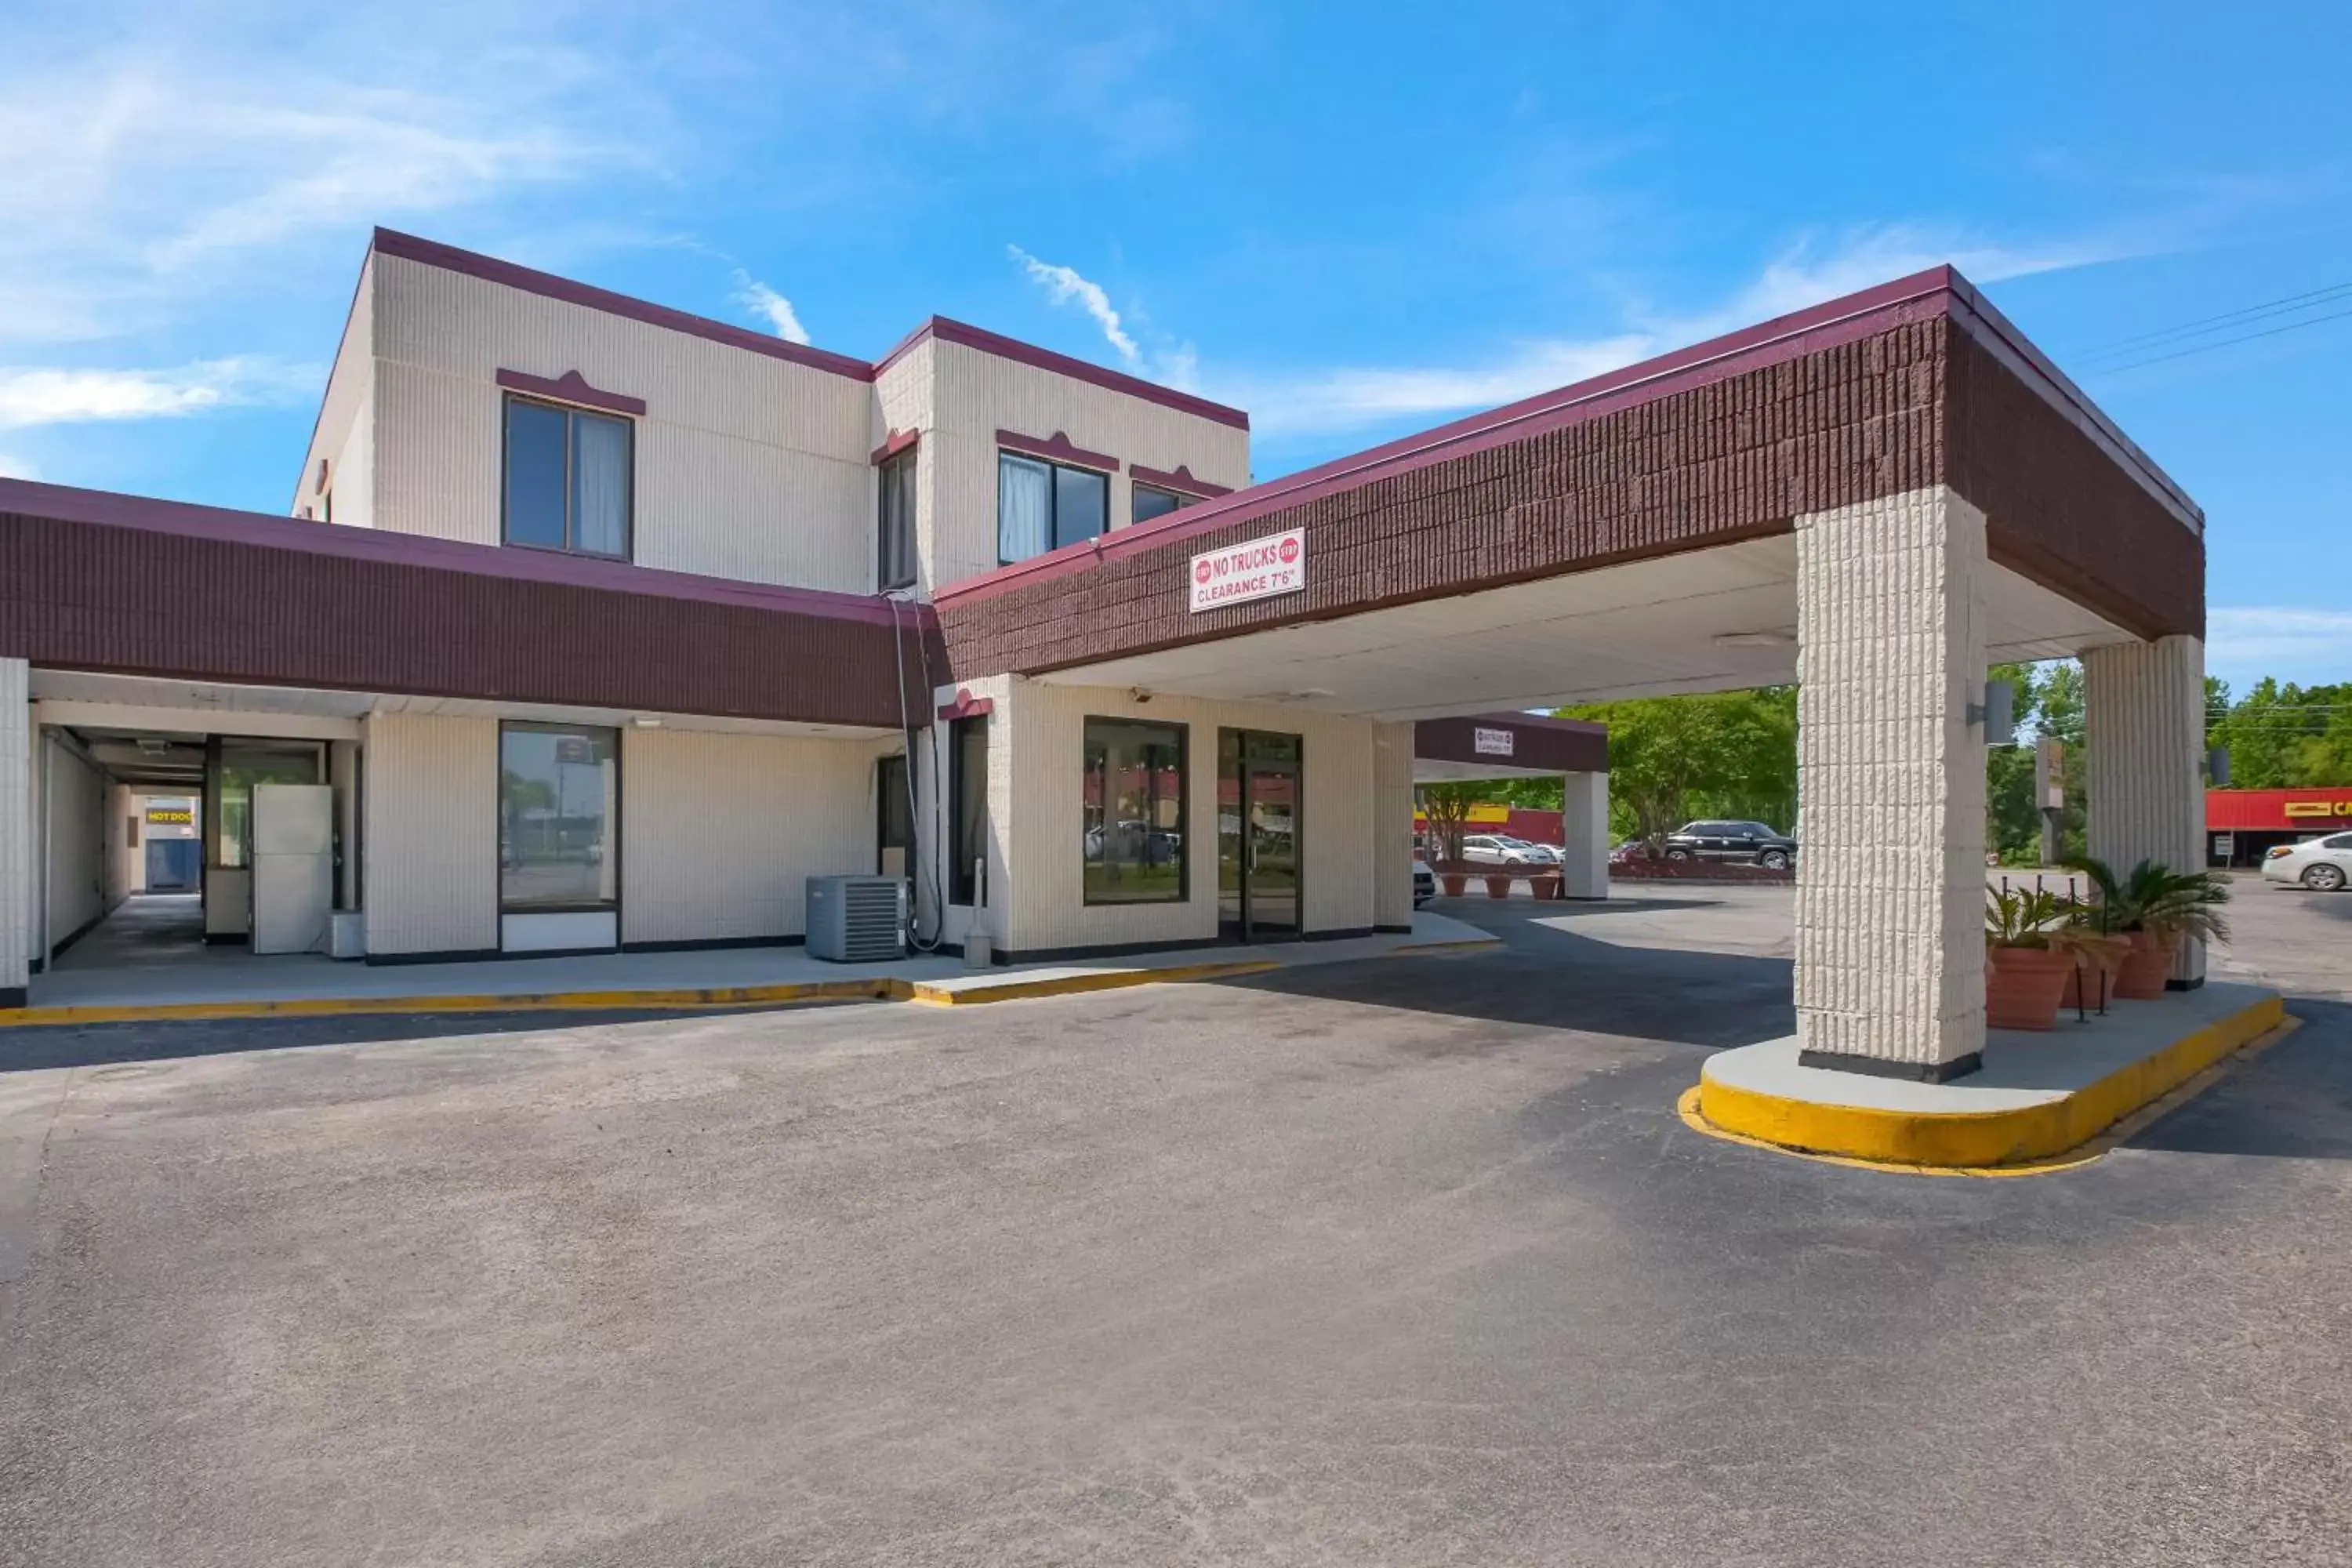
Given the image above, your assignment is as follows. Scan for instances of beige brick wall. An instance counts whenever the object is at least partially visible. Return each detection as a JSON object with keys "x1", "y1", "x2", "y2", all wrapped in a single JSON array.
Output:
[
  {"x1": 0, "y1": 659, "x2": 24, "y2": 993},
  {"x1": 924, "y1": 340, "x2": 1251, "y2": 591},
  {"x1": 2084, "y1": 634, "x2": 2208, "y2": 983},
  {"x1": 619, "y1": 728, "x2": 885, "y2": 946},
  {"x1": 362, "y1": 710, "x2": 498, "y2": 956},
  {"x1": 44, "y1": 736, "x2": 106, "y2": 949},
  {"x1": 1794, "y1": 485, "x2": 1987, "y2": 1072},
  {"x1": 365, "y1": 252, "x2": 876, "y2": 592},
  {"x1": 958, "y1": 677, "x2": 1378, "y2": 956}
]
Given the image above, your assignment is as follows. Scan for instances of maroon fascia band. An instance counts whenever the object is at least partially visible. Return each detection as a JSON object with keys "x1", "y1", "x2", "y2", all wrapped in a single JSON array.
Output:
[
  {"x1": 996, "y1": 429, "x2": 1119, "y2": 474},
  {"x1": 870, "y1": 428, "x2": 920, "y2": 466},
  {"x1": 1128, "y1": 463, "x2": 1232, "y2": 500},
  {"x1": 936, "y1": 688, "x2": 996, "y2": 721},
  {"x1": 495, "y1": 368, "x2": 648, "y2": 419}
]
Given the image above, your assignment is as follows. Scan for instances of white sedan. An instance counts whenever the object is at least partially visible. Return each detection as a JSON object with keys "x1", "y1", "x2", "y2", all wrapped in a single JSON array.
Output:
[{"x1": 2263, "y1": 832, "x2": 2352, "y2": 892}]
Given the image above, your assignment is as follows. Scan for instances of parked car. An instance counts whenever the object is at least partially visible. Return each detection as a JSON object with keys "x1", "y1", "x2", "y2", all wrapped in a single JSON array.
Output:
[
  {"x1": 1661, "y1": 820, "x2": 1798, "y2": 869},
  {"x1": 2262, "y1": 832, "x2": 2352, "y2": 891},
  {"x1": 1459, "y1": 833, "x2": 1559, "y2": 867},
  {"x1": 1413, "y1": 858, "x2": 1436, "y2": 906}
]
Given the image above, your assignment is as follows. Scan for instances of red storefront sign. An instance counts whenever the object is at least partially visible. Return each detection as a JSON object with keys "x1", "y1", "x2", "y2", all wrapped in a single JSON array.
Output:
[{"x1": 2206, "y1": 789, "x2": 2352, "y2": 831}]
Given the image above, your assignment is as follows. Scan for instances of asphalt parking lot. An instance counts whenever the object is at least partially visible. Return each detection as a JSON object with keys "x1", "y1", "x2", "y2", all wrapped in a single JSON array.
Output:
[{"x1": 2, "y1": 877, "x2": 2347, "y2": 1566}]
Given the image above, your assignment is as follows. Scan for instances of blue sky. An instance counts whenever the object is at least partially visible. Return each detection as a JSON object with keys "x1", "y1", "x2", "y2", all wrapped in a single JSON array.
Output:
[{"x1": 2, "y1": 1, "x2": 2347, "y2": 689}]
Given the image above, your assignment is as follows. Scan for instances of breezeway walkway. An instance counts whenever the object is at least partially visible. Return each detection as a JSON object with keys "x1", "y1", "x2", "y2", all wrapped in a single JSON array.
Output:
[{"x1": 18, "y1": 906, "x2": 1495, "y2": 1018}]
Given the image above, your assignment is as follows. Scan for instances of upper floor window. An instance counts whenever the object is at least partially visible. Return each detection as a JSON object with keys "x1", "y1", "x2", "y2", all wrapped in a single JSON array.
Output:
[
  {"x1": 503, "y1": 394, "x2": 632, "y2": 558},
  {"x1": 877, "y1": 448, "x2": 918, "y2": 590},
  {"x1": 998, "y1": 451, "x2": 1107, "y2": 564},
  {"x1": 1131, "y1": 483, "x2": 1193, "y2": 524}
]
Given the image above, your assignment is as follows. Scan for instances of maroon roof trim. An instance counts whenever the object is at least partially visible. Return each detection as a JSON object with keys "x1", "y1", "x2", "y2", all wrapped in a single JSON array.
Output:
[
  {"x1": 1130, "y1": 463, "x2": 1233, "y2": 499},
  {"x1": 938, "y1": 269, "x2": 1957, "y2": 606},
  {"x1": 373, "y1": 228, "x2": 878, "y2": 383},
  {"x1": 870, "y1": 427, "x2": 920, "y2": 466},
  {"x1": 0, "y1": 477, "x2": 916, "y2": 628},
  {"x1": 997, "y1": 428, "x2": 1120, "y2": 474},
  {"x1": 879, "y1": 316, "x2": 1251, "y2": 430},
  {"x1": 496, "y1": 368, "x2": 648, "y2": 419},
  {"x1": 1416, "y1": 715, "x2": 1607, "y2": 775},
  {"x1": 372, "y1": 230, "x2": 1256, "y2": 430},
  {"x1": 936, "y1": 688, "x2": 996, "y2": 721}
]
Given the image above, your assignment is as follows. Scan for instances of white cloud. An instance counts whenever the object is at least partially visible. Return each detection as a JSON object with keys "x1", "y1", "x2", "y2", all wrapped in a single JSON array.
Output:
[
  {"x1": 2207, "y1": 607, "x2": 2352, "y2": 678},
  {"x1": 1217, "y1": 225, "x2": 2129, "y2": 441},
  {"x1": 731, "y1": 273, "x2": 811, "y2": 345},
  {"x1": 0, "y1": 358, "x2": 317, "y2": 430},
  {"x1": 1008, "y1": 246, "x2": 1140, "y2": 365},
  {"x1": 0, "y1": 32, "x2": 648, "y2": 345},
  {"x1": 1222, "y1": 334, "x2": 1659, "y2": 438}
]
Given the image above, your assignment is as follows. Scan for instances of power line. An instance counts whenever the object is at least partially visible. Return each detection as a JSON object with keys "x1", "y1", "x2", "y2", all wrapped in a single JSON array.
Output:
[
  {"x1": 2074, "y1": 280, "x2": 2352, "y2": 361},
  {"x1": 2089, "y1": 305, "x2": 2352, "y2": 376}
]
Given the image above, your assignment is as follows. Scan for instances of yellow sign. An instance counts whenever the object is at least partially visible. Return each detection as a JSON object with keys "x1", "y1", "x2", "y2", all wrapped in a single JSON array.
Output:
[
  {"x1": 145, "y1": 807, "x2": 194, "y2": 826},
  {"x1": 1414, "y1": 804, "x2": 1513, "y2": 826},
  {"x1": 2282, "y1": 801, "x2": 2352, "y2": 818}
]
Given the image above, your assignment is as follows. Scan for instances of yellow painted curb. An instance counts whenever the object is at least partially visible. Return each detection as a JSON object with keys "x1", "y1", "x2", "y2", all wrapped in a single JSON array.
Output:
[
  {"x1": 0, "y1": 978, "x2": 903, "y2": 1029},
  {"x1": 1692, "y1": 993, "x2": 2288, "y2": 1169},
  {"x1": 0, "y1": 928, "x2": 1498, "y2": 1029},
  {"x1": 906, "y1": 960, "x2": 1281, "y2": 1006}
]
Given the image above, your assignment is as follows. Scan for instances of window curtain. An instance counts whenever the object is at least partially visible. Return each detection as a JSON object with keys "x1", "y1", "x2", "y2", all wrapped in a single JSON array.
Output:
[
  {"x1": 997, "y1": 454, "x2": 1053, "y2": 563},
  {"x1": 571, "y1": 412, "x2": 631, "y2": 556}
]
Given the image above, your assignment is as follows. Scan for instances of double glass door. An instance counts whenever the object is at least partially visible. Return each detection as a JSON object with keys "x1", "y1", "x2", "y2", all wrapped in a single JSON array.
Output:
[{"x1": 1218, "y1": 729, "x2": 1301, "y2": 941}]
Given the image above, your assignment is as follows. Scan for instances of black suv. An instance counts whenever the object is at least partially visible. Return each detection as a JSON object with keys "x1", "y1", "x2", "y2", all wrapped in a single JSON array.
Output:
[{"x1": 1661, "y1": 820, "x2": 1797, "y2": 869}]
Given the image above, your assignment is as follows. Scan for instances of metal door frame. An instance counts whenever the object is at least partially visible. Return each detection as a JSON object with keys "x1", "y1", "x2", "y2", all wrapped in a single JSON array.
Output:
[{"x1": 1218, "y1": 728, "x2": 1304, "y2": 943}]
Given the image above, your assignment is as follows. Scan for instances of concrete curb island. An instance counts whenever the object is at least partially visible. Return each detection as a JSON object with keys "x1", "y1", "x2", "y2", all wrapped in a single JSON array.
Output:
[{"x1": 1689, "y1": 984, "x2": 2288, "y2": 1171}]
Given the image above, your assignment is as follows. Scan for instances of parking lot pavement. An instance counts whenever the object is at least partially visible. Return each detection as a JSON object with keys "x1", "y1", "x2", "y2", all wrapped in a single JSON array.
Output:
[{"x1": 2, "y1": 892, "x2": 2349, "y2": 1566}]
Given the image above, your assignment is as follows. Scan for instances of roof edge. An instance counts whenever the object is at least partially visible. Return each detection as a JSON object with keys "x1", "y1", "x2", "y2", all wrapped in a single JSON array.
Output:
[{"x1": 0, "y1": 477, "x2": 924, "y2": 628}]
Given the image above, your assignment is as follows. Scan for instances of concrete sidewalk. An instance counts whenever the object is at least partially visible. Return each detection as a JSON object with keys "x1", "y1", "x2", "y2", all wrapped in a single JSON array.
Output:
[{"x1": 10, "y1": 911, "x2": 1497, "y2": 1025}]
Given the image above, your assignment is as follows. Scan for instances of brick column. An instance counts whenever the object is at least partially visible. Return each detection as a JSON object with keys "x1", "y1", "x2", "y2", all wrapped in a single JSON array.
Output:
[
  {"x1": 1560, "y1": 771, "x2": 1609, "y2": 901},
  {"x1": 1372, "y1": 722, "x2": 1415, "y2": 930},
  {"x1": 2082, "y1": 636, "x2": 2208, "y2": 986},
  {"x1": 1793, "y1": 487, "x2": 1989, "y2": 1080},
  {"x1": 1, "y1": 658, "x2": 28, "y2": 1007}
]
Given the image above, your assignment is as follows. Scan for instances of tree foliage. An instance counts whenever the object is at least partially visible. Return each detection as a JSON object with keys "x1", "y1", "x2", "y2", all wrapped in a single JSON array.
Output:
[
  {"x1": 1554, "y1": 688, "x2": 1796, "y2": 848},
  {"x1": 2207, "y1": 678, "x2": 2352, "y2": 788},
  {"x1": 1414, "y1": 781, "x2": 1488, "y2": 867}
]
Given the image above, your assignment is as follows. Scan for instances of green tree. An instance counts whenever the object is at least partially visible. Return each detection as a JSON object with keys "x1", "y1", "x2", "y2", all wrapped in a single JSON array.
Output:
[
  {"x1": 1554, "y1": 688, "x2": 1797, "y2": 850},
  {"x1": 2208, "y1": 678, "x2": 2352, "y2": 787}
]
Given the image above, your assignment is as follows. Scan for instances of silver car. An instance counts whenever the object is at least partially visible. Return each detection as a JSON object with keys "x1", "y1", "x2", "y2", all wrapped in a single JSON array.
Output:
[{"x1": 1460, "y1": 834, "x2": 1559, "y2": 867}]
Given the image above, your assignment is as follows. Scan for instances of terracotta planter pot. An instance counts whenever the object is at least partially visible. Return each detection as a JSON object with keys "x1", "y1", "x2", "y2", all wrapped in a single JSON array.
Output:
[
  {"x1": 1986, "y1": 945, "x2": 2075, "y2": 1031},
  {"x1": 1483, "y1": 873, "x2": 1515, "y2": 899},
  {"x1": 1528, "y1": 874, "x2": 1563, "y2": 902},
  {"x1": 1439, "y1": 873, "x2": 1468, "y2": 897},
  {"x1": 2114, "y1": 931, "x2": 2177, "y2": 1000}
]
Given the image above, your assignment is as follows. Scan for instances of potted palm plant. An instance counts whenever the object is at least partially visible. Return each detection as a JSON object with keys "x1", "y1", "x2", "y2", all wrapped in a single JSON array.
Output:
[
  {"x1": 1984, "y1": 887, "x2": 2078, "y2": 1030},
  {"x1": 2071, "y1": 858, "x2": 2231, "y2": 1000}
]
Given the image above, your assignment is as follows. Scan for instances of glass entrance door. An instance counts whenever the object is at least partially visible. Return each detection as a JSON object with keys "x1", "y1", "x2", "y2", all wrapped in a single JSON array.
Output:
[{"x1": 1217, "y1": 730, "x2": 1301, "y2": 941}]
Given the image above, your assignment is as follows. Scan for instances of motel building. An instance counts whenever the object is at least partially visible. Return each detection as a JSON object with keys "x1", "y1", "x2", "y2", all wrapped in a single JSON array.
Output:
[{"x1": 0, "y1": 229, "x2": 2209, "y2": 1087}]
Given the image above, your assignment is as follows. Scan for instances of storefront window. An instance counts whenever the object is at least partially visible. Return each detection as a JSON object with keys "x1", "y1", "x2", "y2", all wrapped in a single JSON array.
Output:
[
  {"x1": 499, "y1": 723, "x2": 619, "y2": 909},
  {"x1": 1083, "y1": 717, "x2": 1188, "y2": 904}
]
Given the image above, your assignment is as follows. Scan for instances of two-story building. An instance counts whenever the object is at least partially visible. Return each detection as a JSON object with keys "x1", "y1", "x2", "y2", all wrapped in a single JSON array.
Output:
[{"x1": 3, "y1": 228, "x2": 2210, "y2": 1086}]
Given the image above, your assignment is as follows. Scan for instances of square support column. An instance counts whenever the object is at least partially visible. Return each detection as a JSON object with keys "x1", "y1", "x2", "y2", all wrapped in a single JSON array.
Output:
[
  {"x1": 1372, "y1": 722, "x2": 1416, "y2": 931},
  {"x1": 1, "y1": 658, "x2": 27, "y2": 1007},
  {"x1": 2082, "y1": 636, "x2": 2209, "y2": 987},
  {"x1": 1794, "y1": 486, "x2": 1989, "y2": 1081},
  {"x1": 1560, "y1": 770, "x2": 1609, "y2": 901}
]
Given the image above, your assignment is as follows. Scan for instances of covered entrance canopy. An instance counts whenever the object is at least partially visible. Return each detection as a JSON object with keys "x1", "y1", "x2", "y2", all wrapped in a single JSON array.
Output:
[{"x1": 937, "y1": 267, "x2": 2207, "y2": 1082}]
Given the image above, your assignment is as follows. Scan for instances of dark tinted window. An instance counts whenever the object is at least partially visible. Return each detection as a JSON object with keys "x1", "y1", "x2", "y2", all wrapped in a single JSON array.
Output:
[
  {"x1": 877, "y1": 448, "x2": 917, "y2": 590},
  {"x1": 949, "y1": 717, "x2": 988, "y2": 905},
  {"x1": 1083, "y1": 717, "x2": 1187, "y2": 904},
  {"x1": 503, "y1": 398, "x2": 569, "y2": 548},
  {"x1": 1133, "y1": 483, "x2": 1189, "y2": 524},
  {"x1": 499, "y1": 723, "x2": 618, "y2": 909}
]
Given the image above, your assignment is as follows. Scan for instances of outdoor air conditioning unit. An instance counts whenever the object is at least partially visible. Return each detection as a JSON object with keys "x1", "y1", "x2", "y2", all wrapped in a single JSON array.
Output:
[{"x1": 806, "y1": 875, "x2": 908, "y2": 963}]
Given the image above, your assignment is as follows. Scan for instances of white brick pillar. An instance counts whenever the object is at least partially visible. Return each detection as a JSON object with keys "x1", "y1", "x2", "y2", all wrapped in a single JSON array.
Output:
[
  {"x1": 1794, "y1": 487, "x2": 1989, "y2": 1080},
  {"x1": 2082, "y1": 636, "x2": 2208, "y2": 987},
  {"x1": 1, "y1": 658, "x2": 28, "y2": 1007},
  {"x1": 1372, "y1": 722, "x2": 1415, "y2": 930},
  {"x1": 1560, "y1": 770, "x2": 1609, "y2": 901}
]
